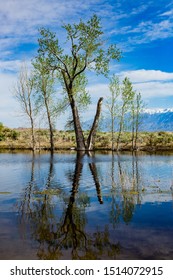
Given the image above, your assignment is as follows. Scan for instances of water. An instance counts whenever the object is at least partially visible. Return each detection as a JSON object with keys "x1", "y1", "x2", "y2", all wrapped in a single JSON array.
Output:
[{"x1": 0, "y1": 150, "x2": 173, "y2": 260}]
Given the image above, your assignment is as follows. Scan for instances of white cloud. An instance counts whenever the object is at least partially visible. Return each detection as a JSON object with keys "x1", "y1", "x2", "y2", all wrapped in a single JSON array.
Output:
[
  {"x1": 114, "y1": 18, "x2": 173, "y2": 51},
  {"x1": 0, "y1": 60, "x2": 23, "y2": 73},
  {"x1": 160, "y1": 9, "x2": 173, "y2": 17},
  {"x1": 118, "y1": 69, "x2": 173, "y2": 100},
  {"x1": 119, "y1": 69, "x2": 173, "y2": 83},
  {"x1": 87, "y1": 83, "x2": 110, "y2": 99},
  {"x1": 133, "y1": 81, "x2": 173, "y2": 99},
  {"x1": 0, "y1": 0, "x2": 102, "y2": 36},
  {"x1": 86, "y1": 71, "x2": 173, "y2": 108},
  {"x1": 0, "y1": 72, "x2": 20, "y2": 127},
  {"x1": 0, "y1": 0, "x2": 104, "y2": 60},
  {"x1": 86, "y1": 70, "x2": 173, "y2": 106}
]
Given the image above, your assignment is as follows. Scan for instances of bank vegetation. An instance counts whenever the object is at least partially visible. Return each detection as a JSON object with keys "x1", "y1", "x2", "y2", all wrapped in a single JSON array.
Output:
[{"x1": 1, "y1": 124, "x2": 173, "y2": 152}]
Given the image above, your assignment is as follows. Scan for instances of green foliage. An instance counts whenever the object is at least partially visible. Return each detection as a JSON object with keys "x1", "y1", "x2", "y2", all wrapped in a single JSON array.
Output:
[
  {"x1": 105, "y1": 74, "x2": 146, "y2": 151},
  {"x1": 145, "y1": 132, "x2": 173, "y2": 147},
  {"x1": 0, "y1": 123, "x2": 5, "y2": 141},
  {"x1": 0, "y1": 135, "x2": 5, "y2": 141},
  {"x1": 0, "y1": 126, "x2": 19, "y2": 141},
  {"x1": 36, "y1": 15, "x2": 122, "y2": 150},
  {"x1": 0, "y1": 122, "x2": 3, "y2": 130},
  {"x1": 10, "y1": 130, "x2": 19, "y2": 140},
  {"x1": 37, "y1": 14, "x2": 121, "y2": 106},
  {"x1": 32, "y1": 56, "x2": 58, "y2": 117}
]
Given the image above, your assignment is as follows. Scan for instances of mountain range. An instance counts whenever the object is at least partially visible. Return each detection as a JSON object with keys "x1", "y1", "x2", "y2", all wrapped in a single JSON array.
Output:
[
  {"x1": 138, "y1": 109, "x2": 173, "y2": 131},
  {"x1": 84, "y1": 109, "x2": 173, "y2": 132}
]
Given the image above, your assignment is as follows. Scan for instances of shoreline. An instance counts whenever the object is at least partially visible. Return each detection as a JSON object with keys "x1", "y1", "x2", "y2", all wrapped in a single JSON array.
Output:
[
  {"x1": 1, "y1": 145, "x2": 173, "y2": 153},
  {"x1": 1, "y1": 128, "x2": 173, "y2": 153}
]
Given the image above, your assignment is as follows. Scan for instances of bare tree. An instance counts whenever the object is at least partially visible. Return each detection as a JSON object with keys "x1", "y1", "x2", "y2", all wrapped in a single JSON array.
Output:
[
  {"x1": 32, "y1": 57, "x2": 59, "y2": 153},
  {"x1": 14, "y1": 63, "x2": 36, "y2": 151}
]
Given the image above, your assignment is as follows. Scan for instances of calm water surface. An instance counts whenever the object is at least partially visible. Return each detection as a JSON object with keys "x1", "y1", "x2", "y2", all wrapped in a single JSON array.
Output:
[{"x1": 0, "y1": 150, "x2": 173, "y2": 260}]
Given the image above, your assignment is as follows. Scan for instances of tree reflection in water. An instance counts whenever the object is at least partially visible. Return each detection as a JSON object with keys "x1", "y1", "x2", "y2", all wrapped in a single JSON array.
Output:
[
  {"x1": 18, "y1": 152, "x2": 121, "y2": 259},
  {"x1": 109, "y1": 152, "x2": 141, "y2": 226}
]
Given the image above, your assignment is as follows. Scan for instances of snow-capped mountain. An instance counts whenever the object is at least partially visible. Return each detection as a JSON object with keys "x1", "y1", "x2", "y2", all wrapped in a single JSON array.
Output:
[
  {"x1": 83, "y1": 108, "x2": 173, "y2": 132},
  {"x1": 143, "y1": 108, "x2": 173, "y2": 114},
  {"x1": 139, "y1": 108, "x2": 173, "y2": 131}
]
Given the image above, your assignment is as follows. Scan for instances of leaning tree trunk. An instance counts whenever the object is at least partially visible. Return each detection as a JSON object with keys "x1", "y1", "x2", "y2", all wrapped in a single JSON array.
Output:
[
  {"x1": 63, "y1": 73, "x2": 86, "y2": 151},
  {"x1": 64, "y1": 73, "x2": 103, "y2": 151},
  {"x1": 70, "y1": 96, "x2": 103, "y2": 151},
  {"x1": 67, "y1": 81, "x2": 103, "y2": 151},
  {"x1": 70, "y1": 96, "x2": 86, "y2": 150},
  {"x1": 87, "y1": 97, "x2": 103, "y2": 150}
]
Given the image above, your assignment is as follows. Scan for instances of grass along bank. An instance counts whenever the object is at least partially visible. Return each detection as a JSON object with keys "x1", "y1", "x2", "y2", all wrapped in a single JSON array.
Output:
[{"x1": 1, "y1": 126, "x2": 173, "y2": 151}]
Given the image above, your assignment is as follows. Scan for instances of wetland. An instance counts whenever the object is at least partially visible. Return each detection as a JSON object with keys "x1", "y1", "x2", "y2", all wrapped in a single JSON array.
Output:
[{"x1": 0, "y1": 150, "x2": 173, "y2": 259}]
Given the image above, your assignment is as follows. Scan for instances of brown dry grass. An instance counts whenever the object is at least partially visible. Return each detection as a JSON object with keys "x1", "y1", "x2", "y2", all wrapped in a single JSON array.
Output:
[{"x1": 1, "y1": 127, "x2": 173, "y2": 151}]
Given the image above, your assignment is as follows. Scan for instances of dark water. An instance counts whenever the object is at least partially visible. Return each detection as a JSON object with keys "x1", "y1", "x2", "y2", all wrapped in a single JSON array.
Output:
[{"x1": 0, "y1": 150, "x2": 173, "y2": 260}]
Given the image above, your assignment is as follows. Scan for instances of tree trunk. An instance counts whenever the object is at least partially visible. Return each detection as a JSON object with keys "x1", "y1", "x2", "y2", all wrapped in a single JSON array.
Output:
[
  {"x1": 89, "y1": 161, "x2": 103, "y2": 204},
  {"x1": 70, "y1": 96, "x2": 86, "y2": 150},
  {"x1": 131, "y1": 108, "x2": 135, "y2": 150},
  {"x1": 30, "y1": 116, "x2": 36, "y2": 152},
  {"x1": 44, "y1": 97, "x2": 54, "y2": 153},
  {"x1": 116, "y1": 109, "x2": 124, "y2": 151},
  {"x1": 111, "y1": 116, "x2": 115, "y2": 151},
  {"x1": 134, "y1": 108, "x2": 139, "y2": 150},
  {"x1": 87, "y1": 97, "x2": 103, "y2": 150}
]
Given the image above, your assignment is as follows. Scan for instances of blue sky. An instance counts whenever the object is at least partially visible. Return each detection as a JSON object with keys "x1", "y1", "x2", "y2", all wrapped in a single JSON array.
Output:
[{"x1": 0, "y1": 0, "x2": 173, "y2": 128}]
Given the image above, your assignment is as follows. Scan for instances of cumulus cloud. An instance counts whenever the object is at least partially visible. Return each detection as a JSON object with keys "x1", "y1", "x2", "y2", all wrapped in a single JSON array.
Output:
[
  {"x1": 119, "y1": 69, "x2": 173, "y2": 83},
  {"x1": 133, "y1": 81, "x2": 173, "y2": 99},
  {"x1": 118, "y1": 69, "x2": 173, "y2": 100},
  {"x1": 86, "y1": 69, "x2": 173, "y2": 104}
]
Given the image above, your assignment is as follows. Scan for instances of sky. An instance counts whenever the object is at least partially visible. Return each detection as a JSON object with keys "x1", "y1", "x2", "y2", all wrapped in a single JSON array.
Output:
[{"x1": 1, "y1": 0, "x2": 173, "y2": 129}]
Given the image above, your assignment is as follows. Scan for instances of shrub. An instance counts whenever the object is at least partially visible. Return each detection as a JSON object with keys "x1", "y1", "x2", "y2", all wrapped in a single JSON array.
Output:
[
  {"x1": 0, "y1": 122, "x2": 3, "y2": 130},
  {"x1": 10, "y1": 130, "x2": 19, "y2": 140},
  {"x1": 0, "y1": 134, "x2": 5, "y2": 141}
]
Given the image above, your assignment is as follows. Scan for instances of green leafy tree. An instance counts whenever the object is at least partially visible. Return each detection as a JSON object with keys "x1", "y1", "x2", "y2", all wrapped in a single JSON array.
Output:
[
  {"x1": 105, "y1": 75, "x2": 120, "y2": 150},
  {"x1": 37, "y1": 14, "x2": 121, "y2": 150},
  {"x1": 106, "y1": 76, "x2": 136, "y2": 151},
  {"x1": 131, "y1": 92, "x2": 144, "y2": 150},
  {"x1": 116, "y1": 77, "x2": 135, "y2": 150}
]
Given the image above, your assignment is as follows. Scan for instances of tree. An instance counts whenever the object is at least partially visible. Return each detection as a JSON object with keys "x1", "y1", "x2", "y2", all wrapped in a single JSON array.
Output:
[
  {"x1": 105, "y1": 75, "x2": 120, "y2": 150},
  {"x1": 116, "y1": 77, "x2": 135, "y2": 150},
  {"x1": 131, "y1": 92, "x2": 144, "y2": 150},
  {"x1": 32, "y1": 57, "x2": 59, "y2": 153},
  {"x1": 14, "y1": 63, "x2": 36, "y2": 151},
  {"x1": 37, "y1": 14, "x2": 121, "y2": 150}
]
